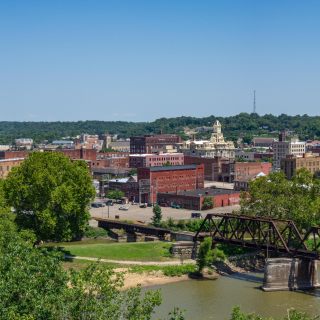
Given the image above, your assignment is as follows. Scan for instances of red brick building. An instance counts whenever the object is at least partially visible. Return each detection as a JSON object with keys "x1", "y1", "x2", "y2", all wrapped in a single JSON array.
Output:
[
  {"x1": 158, "y1": 188, "x2": 240, "y2": 210},
  {"x1": 0, "y1": 151, "x2": 29, "y2": 159},
  {"x1": 53, "y1": 147, "x2": 97, "y2": 160},
  {"x1": 138, "y1": 164, "x2": 204, "y2": 203},
  {"x1": 91, "y1": 157, "x2": 129, "y2": 168},
  {"x1": 97, "y1": 151, "x2": 130, "y2": 158},
  {"x1": 220, "y1": 161, "x2": 272, "y2": 182},
  {"x1": 129, "y1": 152, "x2": 184, "y2": 168},
  {"x1": 130, "y1": 135, "x2": 182, "y2": 154}
]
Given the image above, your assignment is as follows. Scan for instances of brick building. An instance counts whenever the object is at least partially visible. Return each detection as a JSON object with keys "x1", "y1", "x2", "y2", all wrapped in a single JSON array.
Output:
[
  {"x1": 280, "y1": 153, "x2": 320, "y2": 180},
  {"x1": 53, "y1": 147, "x2": 97, "y2": 160},
  {"x1": 130, "y1": 134, "x2": 182, "y2": 154},
  {"x1": 91, "y1": 157, "x2": 129, "y2": 168},
  {"x1": 129, "y1": 152, "x2": 184, "y2": 168},
  {"x1": 157, "y1": 188, "x2": 240, "y2": 210},
  {"x1": 220, "y1": 161, "x2": 272, "y2": 182},
  {"x1": 251, "y1": 138, "x2": 276, "y2": 148},
  {"x1": 138, "y1": 164, "x2": 204, "y2": 203},
  {"x1": 184, "y1": 156, "x2": 228, "y2": 181},
  {"x1": 97, "y1": 152, "x2": 130, "y2": 159},
  {"x1": 0, "y1": 158, "x2": 24, "y2": 179},
  {"x1": 0, "y1": 151, "x2": 29, "y2": 159}
]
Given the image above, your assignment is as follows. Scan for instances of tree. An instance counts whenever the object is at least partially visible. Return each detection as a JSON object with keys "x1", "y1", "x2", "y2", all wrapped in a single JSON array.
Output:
[
  {"x1": 228, "y1": 305, "x2": 318, "y2": 320},
  {"x1": 99, "y1": 147, "x2": 118, "y2": 153},
  {"x1": 313, "y1": 172, "x2": 319, "y2": 181},
  {"x1": 201, "y1": 197, "x2": 215, "y2": 210},
  {"x1": 196, "y1": 237, "x2": 225, "y2": 273},
  {"x1": 240, "y1": 168, "x2": 320, "y2": 233},
  {"x1": 107, "y1": 189, "x2": 125, "y2": 201},
  {"x1": 152, "y1": 205, "x2": 162, "y2": 226},
  {"x1": 242, "y1": 135, "x2": 253, "y2": 145},
  {"x1": 0, "y1": 242, "x2": 184, "y2": 319},
  {"x1": 2, "y1": 151, "x2": 96, "y2": 245},
  {"x1": 129, "y1": 168, "x2": 138, "y2": 176},
  {"x1": 162, "y1": 161, "x2": 171, "y2": 166}
]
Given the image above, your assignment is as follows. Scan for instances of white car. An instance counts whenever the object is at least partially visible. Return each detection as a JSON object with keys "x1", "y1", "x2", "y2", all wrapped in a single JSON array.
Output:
[{"x1": 119, "y1": 206, "x2": 129, "y2": 211}]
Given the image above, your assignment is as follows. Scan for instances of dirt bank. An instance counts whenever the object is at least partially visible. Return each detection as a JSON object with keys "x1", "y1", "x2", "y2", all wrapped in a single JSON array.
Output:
[{"x1": 119, "y1": 254, "x2": 266, "y2": 289}]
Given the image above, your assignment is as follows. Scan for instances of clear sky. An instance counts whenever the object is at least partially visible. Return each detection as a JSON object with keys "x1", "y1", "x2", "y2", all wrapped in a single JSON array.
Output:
[{"x1": 1, "y1": 1, "x2": 320, "y2": 122}]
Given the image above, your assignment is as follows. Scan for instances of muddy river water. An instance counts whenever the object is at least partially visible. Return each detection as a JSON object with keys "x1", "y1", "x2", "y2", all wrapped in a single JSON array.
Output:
[{"x1": 142, "y1": 270, "x2": 320, "y2": 319}]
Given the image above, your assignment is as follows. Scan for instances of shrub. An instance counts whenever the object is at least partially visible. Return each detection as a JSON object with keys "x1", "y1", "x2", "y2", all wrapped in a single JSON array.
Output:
[
  {"x1": 201, "y1": 197, "x2": 214, "y2": 210},
  {"x1": 177, "y1": 220, "x2": 186, "y2": 230},
  {"x1": 84, "y1": 226, "x2": 110, "y2": 239},
  {"x1": 167, "y1": 217, "x2": 175, "y2": 228}
]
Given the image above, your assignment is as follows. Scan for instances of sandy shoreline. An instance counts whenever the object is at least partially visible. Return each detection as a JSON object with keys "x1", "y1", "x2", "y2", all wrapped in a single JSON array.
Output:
[{"x1": 119, "y1": 256, "x2": 265, "y2": 289}]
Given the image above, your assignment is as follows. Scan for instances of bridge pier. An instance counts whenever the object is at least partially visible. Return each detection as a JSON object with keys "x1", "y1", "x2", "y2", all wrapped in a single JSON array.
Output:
[{"x1": 261, "y1": 258, "x2": 320, "y2": 292}]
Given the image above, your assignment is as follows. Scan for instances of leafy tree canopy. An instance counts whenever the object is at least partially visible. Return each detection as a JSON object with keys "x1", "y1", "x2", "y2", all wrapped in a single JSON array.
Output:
[
  {"x1": 2, "y1": 151, "x2": 96, "y2": 245},
  {"x1": 152, "y1": 205, "x2": 162, "y2": 226},
  {"x1": 240, "y1": 168, "x2": 320, "y2": 233}
]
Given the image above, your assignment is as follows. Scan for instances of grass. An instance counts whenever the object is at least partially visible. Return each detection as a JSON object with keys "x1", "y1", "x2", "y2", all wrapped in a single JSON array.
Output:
[{"x1": 44, "y1": 241, "x2": 174, "y2": 262}]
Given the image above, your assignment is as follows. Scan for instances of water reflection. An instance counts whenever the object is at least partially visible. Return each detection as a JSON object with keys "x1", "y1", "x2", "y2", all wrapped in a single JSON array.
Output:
[{"x1": 142, "y1": 270, "x2": 320, "y2": 320}]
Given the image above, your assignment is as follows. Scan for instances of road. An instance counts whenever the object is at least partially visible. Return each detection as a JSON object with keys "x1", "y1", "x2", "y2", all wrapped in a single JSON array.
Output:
[{"x1": 90, "y1": 199, "x2": 240, "y2": 222}]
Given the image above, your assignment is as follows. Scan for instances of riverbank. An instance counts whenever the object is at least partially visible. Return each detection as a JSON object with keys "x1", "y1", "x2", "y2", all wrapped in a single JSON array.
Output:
[{"x1": 119, "y1": 253, "x2": 266, "y2": 289}]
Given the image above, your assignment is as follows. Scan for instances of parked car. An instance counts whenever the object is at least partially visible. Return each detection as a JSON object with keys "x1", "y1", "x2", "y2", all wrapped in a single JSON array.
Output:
[
  {"x1": 159, "y1": 203, "x2": 168, "y2": 207},
  {"x1": 91, "y1": 203, "x2": 105, "y2": 208},
  {"x1": 131, "y1": 202, "x2": 138, "y2": 205},
  {"x1": 147, "y1": 203, "x2": 153, "y2": 207},
  {"x1": 91, "y1": 203, "x2": 100, "y2": 208},
  {"x1": 106, "y1": 201, "x2": 114, "y2": 206},
  {"x1": 140, "y1": 204, "x2": 147, "y2": 208},
  {"x1": 119, "y1": 206, "x2": 129, "y2": 211},
  {"x1": 191, "y1": 212, "x2": 202, "y2": 218},
  {"x1": 117, "y1": 200, "x2": 125, "y2": 204},
  {"x1": 210, "y1": 185, "x2": 216, "y2": 189}
]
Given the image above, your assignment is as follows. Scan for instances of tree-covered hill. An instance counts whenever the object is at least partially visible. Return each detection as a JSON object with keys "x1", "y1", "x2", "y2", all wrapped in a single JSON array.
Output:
[{"x1": 0, "y1": 113, "x2": 319, "y2": 144}]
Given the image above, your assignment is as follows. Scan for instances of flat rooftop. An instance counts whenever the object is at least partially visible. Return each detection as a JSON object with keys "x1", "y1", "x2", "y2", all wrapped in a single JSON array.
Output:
[
  {"x1": 148, "y1": 164, "x2": 198, "y2": 172},
  {"x1": 159, "y1": 188, "x2": 240, "y2": 197}
]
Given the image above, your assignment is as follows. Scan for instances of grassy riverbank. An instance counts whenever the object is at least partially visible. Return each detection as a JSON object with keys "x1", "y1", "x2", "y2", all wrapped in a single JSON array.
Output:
[{"x1": 44, "y1": 241, "x2": 173, "y2": 262}]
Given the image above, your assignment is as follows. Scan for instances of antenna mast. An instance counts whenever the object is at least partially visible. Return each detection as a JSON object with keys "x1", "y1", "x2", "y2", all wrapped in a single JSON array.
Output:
[{"x1": 253, "y1": 90, "x2": 256, "y2": 114}]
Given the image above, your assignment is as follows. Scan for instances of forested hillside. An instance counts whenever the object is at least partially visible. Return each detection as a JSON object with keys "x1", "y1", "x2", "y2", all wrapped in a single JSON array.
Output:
[{"x1": 0, "y1": 113, "x2": 319, "y2": 144}]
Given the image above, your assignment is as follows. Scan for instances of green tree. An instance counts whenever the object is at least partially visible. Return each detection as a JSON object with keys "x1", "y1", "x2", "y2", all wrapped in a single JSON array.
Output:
[
  {"x1": 242, "y1": 135, "x2": 253, "y2": 145},
  {"x1": 228, "y1": 305, "x2": 318, "y2": 320},
  {"x1": 240, "y1": 168, "x2": 320, "y2": 233},
  {"x1": 152, "y1": 205, "x2": 162, "y2": 226},
  {"x1": 201, "y1": 197, "x2": 215, "y2": 210},
  {"x1": 2, "y1": 151, "x2": 96, "y2": 245},
  {"x1": 196, "y1": 237, "x2": 225, "y2": 273},
  {"x1": 99, "y1": 147, "x2": 118, "y2": 153},
  {"x1": 313, "y1": 172, "x2": 319, "y2": 181},
  {"x1": 162, "y1": 161, "x2": 171, "y2": 166},
  {"x1": 129, "y1": 168, "x2": 138, "y2": 176},
  {"x1": 107, "y1": 189, "x2": 125, "y2": 201},
  {"x1": 0, "y1": 242, "x2": 184, "y2": 320}
]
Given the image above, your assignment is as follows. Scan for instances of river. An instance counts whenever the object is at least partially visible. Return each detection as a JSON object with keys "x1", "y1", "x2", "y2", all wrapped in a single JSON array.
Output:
[{"x1": 142, "y1": 270, "x2": 320, "y2": 319}]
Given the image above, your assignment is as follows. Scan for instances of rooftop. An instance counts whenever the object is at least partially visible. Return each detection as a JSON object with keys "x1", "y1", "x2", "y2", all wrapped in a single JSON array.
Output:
[
  {"x1": 129, "y1": 153, "x2": 183, "y2": 157},
  {"x1": 148, "y1": 164, "x2": 198, "y2": 172}
]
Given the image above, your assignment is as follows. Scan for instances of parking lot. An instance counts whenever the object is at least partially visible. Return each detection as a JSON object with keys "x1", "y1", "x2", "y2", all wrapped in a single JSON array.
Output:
[{"x1": 89, "y1": 198, "x2": 240, "y2": 222}]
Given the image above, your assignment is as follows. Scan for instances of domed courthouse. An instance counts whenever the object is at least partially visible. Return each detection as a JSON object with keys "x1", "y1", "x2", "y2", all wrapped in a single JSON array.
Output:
[{"x1": 177, "y1": 120, "x2": 235, "y2": 159}]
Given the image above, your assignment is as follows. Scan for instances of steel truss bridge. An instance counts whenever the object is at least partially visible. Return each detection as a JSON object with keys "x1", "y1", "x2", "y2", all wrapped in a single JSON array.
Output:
[{"x1": 193, "y1": 213, "x2": 320, "y2": 260}]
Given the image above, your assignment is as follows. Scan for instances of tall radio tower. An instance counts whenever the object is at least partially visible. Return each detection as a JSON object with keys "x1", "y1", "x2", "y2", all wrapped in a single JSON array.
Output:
[{"x1": 253, "y1": 90, "x2": 256, "y2": 114}]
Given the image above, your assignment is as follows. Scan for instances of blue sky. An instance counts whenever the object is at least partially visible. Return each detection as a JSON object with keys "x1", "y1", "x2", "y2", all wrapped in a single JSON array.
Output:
[{"x1": 1, "y1": 1, "x2": 320, "y2": 122}]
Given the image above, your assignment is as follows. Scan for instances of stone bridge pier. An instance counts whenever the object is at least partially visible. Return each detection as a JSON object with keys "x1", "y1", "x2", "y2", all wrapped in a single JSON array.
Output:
[{"x1": 261, "y1": 258, "x2": 320, "y2": 291}]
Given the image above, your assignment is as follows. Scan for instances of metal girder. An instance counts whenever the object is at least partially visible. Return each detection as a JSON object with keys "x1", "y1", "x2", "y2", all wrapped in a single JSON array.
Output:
[{"x1": 193, "y1": 213, "x2": 318, "y2": 260}]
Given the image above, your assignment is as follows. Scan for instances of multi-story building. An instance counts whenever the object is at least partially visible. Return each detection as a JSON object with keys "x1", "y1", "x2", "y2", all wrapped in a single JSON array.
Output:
[
  {"x1": 130, "y1": 133, "x2": 182, "y2": 154},
  {"x1": 137, "y1": 164, "x2": 204, "y2": 203},
  {"x1": 234, "y1": 172, "x2": 267, "y2": 191},
  {"x1": 91, "y1": 157, "x2": 129, "y2": 168},
  {"x1": 97, "y1": 151, "x2": 130, "y2": 159},
  {"x1": 100, "y1": 164, "x2": 204, "y2": 203},
  {"x1": 184, "y1": 156, "x2": 227, "y2": 181},
  {"x1": 177, "y1": 121, "x2": 235, "y2": 159},
  {"x1": 0, "y1": 151, "x2": 29, "y2": 159},
  {"x1": 220, "y1": 161, "x2": 272, "y2": 183},
  {"x1": 281, "y1": 153, "x2": 320, "y2": 180},
  {"x1": 235, "y1": 151, "x2": 273, "y2": 161},
  {"x1": 273, "y1": 133, "x2": 306, "y2": 171},
  {"x1": 129, "y1": 152, "x2": 184, "y2": 168},
  {"x1": 251, "y1": 138, "x2": 276, "y2": 148},
  {"x1": 0, "y1": 158, "x2": 24, "y2": 179}
]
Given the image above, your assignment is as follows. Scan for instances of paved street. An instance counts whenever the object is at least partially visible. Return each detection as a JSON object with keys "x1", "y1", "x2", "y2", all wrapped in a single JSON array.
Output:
[{"x1": 90, "y1": 199, "x2": 240, "y2": 222}]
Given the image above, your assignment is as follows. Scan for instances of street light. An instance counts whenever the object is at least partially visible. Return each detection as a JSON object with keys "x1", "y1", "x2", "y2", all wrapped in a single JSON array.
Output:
[{"x1": 264, "y1": 229, "x2": 272, "y2": 261}]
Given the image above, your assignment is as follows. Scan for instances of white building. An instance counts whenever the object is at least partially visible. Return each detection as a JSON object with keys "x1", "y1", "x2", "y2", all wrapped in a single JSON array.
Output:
[{"x1": 177, "y1": 120, "x2": 235, "y2": 159}]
